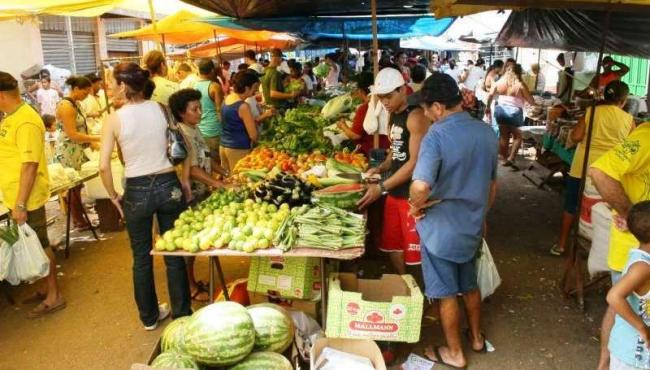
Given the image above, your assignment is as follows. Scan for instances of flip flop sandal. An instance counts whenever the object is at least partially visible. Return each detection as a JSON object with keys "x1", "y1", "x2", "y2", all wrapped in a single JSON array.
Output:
[
  {"x1": 22, "y1": 291, "x2": 46, "y2": 305},
  {"x1": 549, "y1": 244, "x2": 565, "y2": 256},
  {"x1": 465, "y1": 329, "x2": 489, "y2": 353},
  {"x1": 424, "y1": 346, "x2": 467, "y2": 370},
  {"x1": 27, "y1": 298, "x2": 66, "y2": 319},
  {"x1": 421, "y1": 315, "x2": 438, "y2": 328}
]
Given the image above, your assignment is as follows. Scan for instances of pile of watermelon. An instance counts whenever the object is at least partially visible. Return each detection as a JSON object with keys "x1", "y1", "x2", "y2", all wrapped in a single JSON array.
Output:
[{"x1": 149, "y1": 301, "x2": 295, "y2": 369}]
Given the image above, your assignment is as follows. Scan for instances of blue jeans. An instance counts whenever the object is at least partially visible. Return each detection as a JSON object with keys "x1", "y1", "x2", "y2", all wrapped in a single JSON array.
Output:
[
  {"x1": 123, "y1": 172, "x2": 191, "y2": 326},
  {"x1": 494, "y1": 104, "x2": 524, "y2": 127}
]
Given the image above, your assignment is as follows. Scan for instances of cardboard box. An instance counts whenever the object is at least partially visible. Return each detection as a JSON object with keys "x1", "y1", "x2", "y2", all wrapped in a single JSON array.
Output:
[
  {"x1": 247, "y1": 256, "x2": 321, "y2": 299},
  {"x1": 248, "y1": 291, "x2": 321, "y2": 320},
  {"x1": 310, "y1": 338, "x2": 386, "y2": 370},
  {"x1": 326, "y1": 273, "x2": 423, "y2": 343}
]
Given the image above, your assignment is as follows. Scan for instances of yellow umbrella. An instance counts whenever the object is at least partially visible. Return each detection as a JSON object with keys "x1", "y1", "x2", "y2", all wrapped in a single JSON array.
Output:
[
  {"x1": 430, "y1": 0, "x2": 650, "y2": 18},
  {"x1": 109, "y1": 9, "x2": 276, "y2": 45}
]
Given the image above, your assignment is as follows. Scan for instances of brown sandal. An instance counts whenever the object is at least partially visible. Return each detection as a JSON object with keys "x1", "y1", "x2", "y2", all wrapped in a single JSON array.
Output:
[
  {"x1": 27, "y1": 298, "x2": 66, "y2": 319},
  {"x1": 22, "y1": 291, "x2": 46, "y2": 305}
]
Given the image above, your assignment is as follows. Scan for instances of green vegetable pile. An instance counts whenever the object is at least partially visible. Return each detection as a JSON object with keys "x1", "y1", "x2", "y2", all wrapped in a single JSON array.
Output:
[
  {"x1": 275, "y1": 204, "x2": 366, "y2": 251},
  {"x1": 259, "y1": 105, "x2": 335, "y2": 155}
]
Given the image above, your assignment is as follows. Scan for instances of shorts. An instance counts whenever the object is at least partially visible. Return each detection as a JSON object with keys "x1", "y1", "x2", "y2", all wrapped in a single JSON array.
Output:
[
  {"x1": 379, "y1": 195, "x2": 421, "y2": 265},
  {"x1": 421, "y1": 246, "x2": 478, "y2": 299},
  {"x1": 611, "y1": 270, "x2": 622, "y2": 285},
  {"x1": 564, "y1": 176, "x2": 581, "y2": 215},
  {"x1": 494, "y1": 104, "x2": 524, "y2": 127},
  {"x1": 610, "y1": 355, "x2": 637, "y2": 370},
  {"x1": 219, "y1": 147, "x2": 251, "y2": 173},
  {"x1": 26, "y1": 206, "x2": 50, "y2": 248}
]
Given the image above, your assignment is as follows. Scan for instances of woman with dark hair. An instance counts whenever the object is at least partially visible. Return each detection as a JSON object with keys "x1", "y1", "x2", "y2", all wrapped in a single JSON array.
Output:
[
  {"x1": 99, "y1": 62, "x2": 192, "y2": 329},
  {"x1": 550, "y1": 80, "x2": 634, "y2": 256},
  {"x1": 169, "y1": 88, "x2": 225, "y2": 302},
  {"x1": 302, "y1": 61, "x2": 317, "y2": 95},
  {"x1": 219, "y1": 70, "x2": 260, "y2": 172},
  {"x1": 56, "y1": 75, "x2": 99, "y2": 229},
  {"x1": 485, "y1": 63, "x2": 535, "y2": 167},
  {"x1": 143, "y1": 50, "x2": 178, "y2": 105}
]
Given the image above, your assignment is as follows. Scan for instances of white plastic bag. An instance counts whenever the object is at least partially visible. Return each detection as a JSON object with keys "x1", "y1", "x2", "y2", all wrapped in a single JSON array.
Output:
[
  {"x1": 588, "y1": 202, "x2": 613, "y2": 277},
  {"x1": 476, "y1": 239, "x2": 501, "y2": 300},
  {"x1": 7, "y1": 224, "x2": 50, "y2": 285},
  {"x1": 0, "y1": 241, "x2": 13, "y2": 282}
]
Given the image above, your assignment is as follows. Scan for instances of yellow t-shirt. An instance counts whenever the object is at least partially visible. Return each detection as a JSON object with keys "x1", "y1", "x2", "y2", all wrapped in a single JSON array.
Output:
[
  {"x1": 569, "y1": 105, "x2": 633, "y2": 179},
  {"x1": 0, "y1": 103, "x2": 50, "y2": 211},
  {"x1": 151, "y1": 76, "x2": 179, "y2": 106},
  {"x1": 591, "y1": 124, "x2": 650, "y2": 271}
]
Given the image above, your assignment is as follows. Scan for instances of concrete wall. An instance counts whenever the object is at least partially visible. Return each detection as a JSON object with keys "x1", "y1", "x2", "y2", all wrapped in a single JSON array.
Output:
[{"x1": 0, "y1": 19, "x2": 44, "y2": 85}]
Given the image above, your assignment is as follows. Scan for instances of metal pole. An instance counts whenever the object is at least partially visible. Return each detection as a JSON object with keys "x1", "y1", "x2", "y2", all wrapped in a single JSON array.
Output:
[
  {"x1": 147, "y1": 0, "x2": 162, "y2": 52},
  {"x1": 65, "y1": 16, "x2": 77, "y2": 74},
  {"x1": 161, "y1": 34, "x2": 167, "y2": 57},
  {"x1": 562, "y1": 5, "x2": 612, "y2": 309},
  {"x1": 213, "y1": 30, "x2": 219, "y2": 58},
  {"x1": 371, "y1": 0, "x2": 379, "y2": 149},
  {"x1": 534, "y1": 48, "x2": 541, "y2": 92}
]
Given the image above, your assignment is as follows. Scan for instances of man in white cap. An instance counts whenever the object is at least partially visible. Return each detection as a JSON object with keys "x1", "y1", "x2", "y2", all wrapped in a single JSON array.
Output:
[{"x1": 358, "y1": 67, "x2": 430, "y2": 278}]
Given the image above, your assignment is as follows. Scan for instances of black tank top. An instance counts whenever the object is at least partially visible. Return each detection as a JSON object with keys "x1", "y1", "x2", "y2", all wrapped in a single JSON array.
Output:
[{"x1": 388, "y1": 106, "x2": 412, "y2": 199}]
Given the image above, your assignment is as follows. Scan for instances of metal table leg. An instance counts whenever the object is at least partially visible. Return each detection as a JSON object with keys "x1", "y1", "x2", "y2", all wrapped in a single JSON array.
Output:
[
  {"x1": 64, "y1": 189, "x2": 72, "y2": 259},
  {"x1": 320, "y1": 257, "x2": 327, "y2": 329},
  {"x1": 213, "y1": 257, "x2": 230, "y2": 301},
  {"x1": 208, "y1": 256, "x2": 215, "y2": 302}
]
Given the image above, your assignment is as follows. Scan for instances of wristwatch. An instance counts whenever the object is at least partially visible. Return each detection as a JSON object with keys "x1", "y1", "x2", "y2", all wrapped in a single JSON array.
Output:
[
  {"x1": 378, "y1": 182, "x2": 388, "y2": 196},
  {"x1": 15, "y1": 203, "x2": 27, "y2": 211}
]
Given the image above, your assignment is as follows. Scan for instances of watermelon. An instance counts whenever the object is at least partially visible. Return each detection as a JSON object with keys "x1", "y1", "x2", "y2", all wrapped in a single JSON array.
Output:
[
  {"x1": 313, "y1": 183, "x2": 364, "y2": 211},
  {"x1": 161, "y1": 316, "x2": 191, "y2": 353},
  {"x1": 228, "y1": 352, "x2": 293, "y2": 370},
  {"x1": 184, "y1": 302, "x2": 256, "y2": 366},
  {"x1": 247, "y1": 304, "x2": 295, "y2": 353},
  {"x1": 151, "y1": 351, "x2": 200, "y2": 369}
]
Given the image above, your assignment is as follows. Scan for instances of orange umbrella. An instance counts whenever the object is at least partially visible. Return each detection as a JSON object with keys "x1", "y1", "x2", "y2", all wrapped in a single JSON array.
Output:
[{"x1": 188, "y1": 35, "x2": 299, "y2": 58}]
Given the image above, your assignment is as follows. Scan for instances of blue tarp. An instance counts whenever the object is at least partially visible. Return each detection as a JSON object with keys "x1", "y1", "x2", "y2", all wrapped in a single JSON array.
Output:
[{"x1": 199, "y1": 16, "x2": 455, "y2": 41}]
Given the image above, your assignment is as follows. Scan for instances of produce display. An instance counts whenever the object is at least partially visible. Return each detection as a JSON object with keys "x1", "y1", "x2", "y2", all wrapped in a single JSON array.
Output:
[
  {"x1": 276, "y1": 204, "x2": 366, "y2": 251},
  {"x1": 253, "y1": 173, "x2": 313, "y2": 207},
  {"x1": 228, "y1": 351, "x2": 293, "y2": 370},
  {"x1": 313, "y1": 183, "x2": 365, "y2": 211},
  {"x1": 259, "y1": 105, "x2": 334, "y2": 154},
  {"x1": 184, "y1": 302, "x2": 256, "y2": 367},
  {"x1": 321, "y1": 93, "x2": 362, "y2": 120},
  {"x1": 161, "y1": 316, "x2": 191, "y2": 353},
  {"x1": 247, "y1": 304, "x2": 295, "y2": 353},
  {"x1": 150, "y1": 351, "x2": 199, "y2": 369}
]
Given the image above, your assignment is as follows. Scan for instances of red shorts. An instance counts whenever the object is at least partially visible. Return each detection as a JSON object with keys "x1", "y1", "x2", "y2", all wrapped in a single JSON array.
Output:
[{"x1": 379, "y1": 195, "x2": 421, "y2": 265}]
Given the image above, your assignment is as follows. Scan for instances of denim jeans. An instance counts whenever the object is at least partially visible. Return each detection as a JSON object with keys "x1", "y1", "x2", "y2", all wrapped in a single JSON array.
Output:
[{"x1": 123, "y1": 172, "x2": 191, "y2": 326}]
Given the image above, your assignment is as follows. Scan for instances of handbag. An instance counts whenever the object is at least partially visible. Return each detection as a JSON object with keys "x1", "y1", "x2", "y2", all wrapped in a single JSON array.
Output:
[{"x1": 158, "y1": 102, "x2": 188, "y2": 166}]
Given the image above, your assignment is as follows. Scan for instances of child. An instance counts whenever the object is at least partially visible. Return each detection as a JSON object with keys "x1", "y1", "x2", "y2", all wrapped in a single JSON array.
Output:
[
  {"x1": 608, "y1": 201, "x2": 650, "y2": 370},
  {"x1": 42, "y1": 114, "x2": 58, "y2": 164},
  {"x1": 36, "y1": 77, "x2": 60, "y2": 116}
]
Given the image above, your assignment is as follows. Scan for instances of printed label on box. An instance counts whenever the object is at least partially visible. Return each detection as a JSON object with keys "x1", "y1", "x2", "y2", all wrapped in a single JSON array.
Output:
[
  {"x1": 277, "y1": 275, "x2": 293, "y2": 290},
  {"x1": 259, "y1": 274, "x2": 276, "y2": 286}
]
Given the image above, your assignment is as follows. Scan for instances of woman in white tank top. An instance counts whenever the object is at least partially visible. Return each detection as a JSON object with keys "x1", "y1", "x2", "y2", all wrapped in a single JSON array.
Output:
[{"x1": 99, "y1": 62, "x2": 192, "y2": 330}]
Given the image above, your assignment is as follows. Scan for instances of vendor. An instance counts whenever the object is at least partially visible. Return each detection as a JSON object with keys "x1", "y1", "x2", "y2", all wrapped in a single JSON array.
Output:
[
  {"x1": 550, "y1": 80, "x2": 635, "y2": 256},
  {"x1": 169, "y1": 88, "x2": 225, "y2": 302},
  {"x1": 590, "y1": 56, "x2": 629, "y2": 94},
  {"x1": 143, "y1": 50, "x2": 179, "y2": 106},
  {"x1": 56, "y1": 76, "x2": 100, "y2": 230},
  {"x1": 336, "y1": 71, "x2": 390, "y2": 157},
  {"x1": 80, "y1": 72, "x2": 107, "y2": 134},
  {"x1": 220, "y1": 71, "x2": 261, "y2": 172},
  {"x1": 195, "y1": 58, "x2": 224, "y2": 164},
  {"x1": 261, "y1": 48, "x2": 299, "y2": 110}
]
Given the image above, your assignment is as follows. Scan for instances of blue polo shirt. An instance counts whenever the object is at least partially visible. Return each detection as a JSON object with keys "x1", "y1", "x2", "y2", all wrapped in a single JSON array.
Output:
[{"x1": 413, "y1": 111, "x2": 498, "y2": 263}]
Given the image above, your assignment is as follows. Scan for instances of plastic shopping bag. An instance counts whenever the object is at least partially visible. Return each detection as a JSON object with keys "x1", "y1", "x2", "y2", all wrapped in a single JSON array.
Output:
[
  {"x1": 0, "y1": 241, "x2": 13, "y2": 283},
  {"x1": 476, "y1": 239, "x2": 501, "y2": 300},
  {"x1": 7, "y1": 224, "x2": 50, "y2": 285}
]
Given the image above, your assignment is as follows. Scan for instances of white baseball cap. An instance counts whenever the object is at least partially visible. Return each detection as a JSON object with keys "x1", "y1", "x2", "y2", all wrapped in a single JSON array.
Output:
[{"x1": 370, "y1": 67, "x2": 405, "y2": 95}]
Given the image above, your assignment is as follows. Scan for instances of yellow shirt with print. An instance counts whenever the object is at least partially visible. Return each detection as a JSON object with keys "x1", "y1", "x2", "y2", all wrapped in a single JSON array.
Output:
[
  {"x1": 569, "y1": 105, "x2": 633, "y2": 179},
  {"x1": 0, "y1": 103, "x2": 50, "y2": 211},
  {"x1": 151, "y1": 76, "x2": 179, "y2": 106},
  {"x1": 591, "y1": 124, "x2": 650, "y2": 272}
]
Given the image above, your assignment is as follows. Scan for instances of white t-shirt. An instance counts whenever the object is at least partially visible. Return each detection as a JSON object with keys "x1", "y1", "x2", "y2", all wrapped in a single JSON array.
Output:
[
  {"x1": 248, "y1": 63, "x2": 264, "y2": 75},
  {"x1": 446, "y1": 68, "x2": 461, "y2": 84},
  {"x1": 302, "y1": 75, "x2": 314, "y2": 91},
  {"x1": 36, "y1": 88, "x2": 60, "y2": 116},
  {"x1": 325, "y1": 63, "x2": 340, "y2": 88},
  {"x1": 245, "y1": 96, "x2": 261, "y2": 120},
  {"x1": 463, "y1": 66, "x2": 486, "y2": 91}
]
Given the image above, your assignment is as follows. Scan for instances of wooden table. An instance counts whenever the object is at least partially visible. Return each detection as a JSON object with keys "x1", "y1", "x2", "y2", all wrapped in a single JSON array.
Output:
[{"x1": 152, "y1": 246, "x2": 365, "y2": 327}]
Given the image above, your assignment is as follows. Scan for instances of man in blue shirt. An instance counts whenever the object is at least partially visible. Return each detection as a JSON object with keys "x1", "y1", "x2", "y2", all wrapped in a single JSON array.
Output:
[{"x1": 410, "y1": 73, "x2": 498, "y2": 369}]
